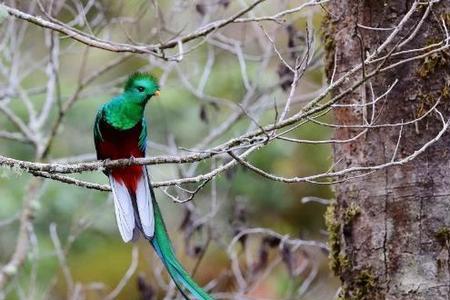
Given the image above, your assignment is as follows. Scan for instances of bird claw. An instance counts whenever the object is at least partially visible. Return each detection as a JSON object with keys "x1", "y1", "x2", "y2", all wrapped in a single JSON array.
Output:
[
  {"x1": 102, "y1": 158, "x2": 112, "y2": 174},
  {"x1": 129, "y1": 156, "x2": 135, "y2": 166}
]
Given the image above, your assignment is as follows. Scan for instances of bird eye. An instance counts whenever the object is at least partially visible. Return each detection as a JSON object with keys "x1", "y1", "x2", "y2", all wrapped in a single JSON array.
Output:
[{"x1": 137, "y1": 86, "x2": 145, "y2": 92}]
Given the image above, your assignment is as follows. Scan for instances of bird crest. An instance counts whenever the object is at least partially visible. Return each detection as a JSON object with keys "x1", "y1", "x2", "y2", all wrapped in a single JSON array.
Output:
[{"x1": 125, "y1": 72, "x2": 159, "y2": 91}]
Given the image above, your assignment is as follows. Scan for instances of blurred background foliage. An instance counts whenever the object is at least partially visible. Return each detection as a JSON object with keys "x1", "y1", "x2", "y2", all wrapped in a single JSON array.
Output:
[{"x1": 0, "y1": 0, "x2": 338, "y2": 299}]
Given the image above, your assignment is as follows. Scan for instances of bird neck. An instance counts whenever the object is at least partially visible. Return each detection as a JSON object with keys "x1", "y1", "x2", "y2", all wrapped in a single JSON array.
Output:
[{"x1": 104, "y1": 95, "x2": 146, "y2": 130}]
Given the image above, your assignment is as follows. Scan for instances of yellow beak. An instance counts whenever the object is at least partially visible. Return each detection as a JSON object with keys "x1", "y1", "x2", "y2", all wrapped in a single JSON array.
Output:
[{"x1": 154, "y1": 90, "x2": 161, "y2": 97}]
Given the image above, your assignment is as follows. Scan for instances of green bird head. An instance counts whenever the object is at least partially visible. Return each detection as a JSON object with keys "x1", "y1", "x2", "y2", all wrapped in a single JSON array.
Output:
[{"x1": 124, "y1": 72, "x2": 160, "y2": 104}]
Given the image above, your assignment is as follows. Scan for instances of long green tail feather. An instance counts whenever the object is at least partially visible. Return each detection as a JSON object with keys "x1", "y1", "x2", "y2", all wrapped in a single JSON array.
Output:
[{"x1": 149, "y1": 193, "x2": 214, "y2": 300}]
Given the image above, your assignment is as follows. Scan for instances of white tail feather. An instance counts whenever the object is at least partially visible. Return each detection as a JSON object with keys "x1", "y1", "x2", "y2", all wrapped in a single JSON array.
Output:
[
  {"x1": 109, "y1": 176, "x2": 135, "y2": 242},
  {"x1": 136, "y1": 168, "x2": 155, "y2": 238}
]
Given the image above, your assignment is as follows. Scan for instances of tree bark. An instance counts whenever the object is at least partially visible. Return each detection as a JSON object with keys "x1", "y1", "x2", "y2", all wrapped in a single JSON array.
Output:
[{"x1": 324, "y1": 1, "x2": 450, "y2": 299}]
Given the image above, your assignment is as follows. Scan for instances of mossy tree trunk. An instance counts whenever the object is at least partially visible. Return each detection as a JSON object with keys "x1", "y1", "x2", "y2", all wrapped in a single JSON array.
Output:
[{"x1": 324, "y1": 1, "x2": 450, "y2": 299}]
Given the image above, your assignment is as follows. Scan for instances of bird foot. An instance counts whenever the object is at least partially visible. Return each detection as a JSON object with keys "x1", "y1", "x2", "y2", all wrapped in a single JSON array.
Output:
[{"x1": 129, "y1": 156, "x2": 136, "y2": 166}]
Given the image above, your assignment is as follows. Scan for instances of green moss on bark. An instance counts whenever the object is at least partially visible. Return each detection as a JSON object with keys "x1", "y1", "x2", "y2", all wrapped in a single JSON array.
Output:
[
  {"x1": 325, "y1": 202, "x2": 342, "y2": 274},
  {"x1": 343, "y1": 202, "x2": 360, "y2": 225},
  {"x1": 417, "y1": 52, "x2": 448, "y2": 78},
  {"x1": 321, "y1": 12, "x2": 336, "y2": 80},
  {"x1": 326, "y1": 202, "x2": 361, "y2": 275},
  {"x1": 336, "y1": 268, "x2": 378, "y2": 300},
  {"x1": 326, "y1": 202, "x2": 378, "y2": 299}
]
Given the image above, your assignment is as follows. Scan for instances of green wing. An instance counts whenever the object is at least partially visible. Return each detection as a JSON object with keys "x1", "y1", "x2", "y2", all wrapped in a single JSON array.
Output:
[
  {"x1": 93, "y1": 105, "x2": 105, "y2": 146},
  {"x1": 139, "y1": 119, "x2": 147, "y2": 152}
]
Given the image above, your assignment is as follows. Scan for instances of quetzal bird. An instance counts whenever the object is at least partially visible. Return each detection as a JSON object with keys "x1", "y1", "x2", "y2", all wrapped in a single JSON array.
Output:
[{"x1": 93, "y1": 73, "x2": 213, "y2": 300}]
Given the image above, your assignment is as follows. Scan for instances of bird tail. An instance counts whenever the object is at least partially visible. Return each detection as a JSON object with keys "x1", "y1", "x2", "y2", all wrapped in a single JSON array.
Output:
[
  {"x1": 109, "y1": 165, "x2": 154, "y2": 243},
  {"x1": 145, "y1": 171, "x2": 214, "y2": 300},
  {"x1": 110, "y1": 166, "x2": 213, "y2": 299}
]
